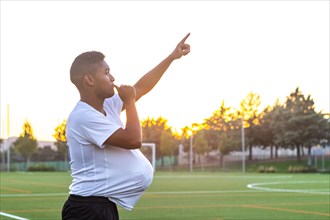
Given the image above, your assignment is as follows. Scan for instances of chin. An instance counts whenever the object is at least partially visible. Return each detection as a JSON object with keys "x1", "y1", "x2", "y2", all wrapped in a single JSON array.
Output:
[{"x1": 108, "y1": 91, "x2": 115, "y2": 98}]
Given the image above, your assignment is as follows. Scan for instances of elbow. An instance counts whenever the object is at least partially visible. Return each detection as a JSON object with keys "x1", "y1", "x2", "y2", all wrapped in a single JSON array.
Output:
[
  {"x1": 127, "y1": 138, "x2": 142, "y2": 149},
  {"x1": 126, "y1": 129, "x2": 142, "y2": 149}
]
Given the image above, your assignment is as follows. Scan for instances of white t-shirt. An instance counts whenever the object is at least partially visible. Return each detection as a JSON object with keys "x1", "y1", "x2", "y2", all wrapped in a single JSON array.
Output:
[{"x1": 66, "y1": 94, "x2": 153, "y2": 210}]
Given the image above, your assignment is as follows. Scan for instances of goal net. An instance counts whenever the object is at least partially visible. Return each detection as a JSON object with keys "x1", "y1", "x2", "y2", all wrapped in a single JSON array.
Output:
[{"x1": 140, "y1": 143, "x2": 156, "y2": 172}]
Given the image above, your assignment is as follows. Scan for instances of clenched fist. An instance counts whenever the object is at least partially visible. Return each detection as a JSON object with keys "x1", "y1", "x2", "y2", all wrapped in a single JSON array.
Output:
[{"x1": 114, "y1": 84, "x2": 136, "y2": 103}]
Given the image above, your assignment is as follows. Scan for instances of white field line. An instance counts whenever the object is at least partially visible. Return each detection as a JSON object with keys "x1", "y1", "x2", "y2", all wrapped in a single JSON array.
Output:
[
  {"x1": 0, "y1": 177, "x2": 292, "y2": 198},
  {"x1": 1, "y1": 180, "x2": 328, "y2": 198},
  {"x1": 0, "y1": 190, "x2": 259, "y2": 198},
  {"x1": 247, "y1": 181, "x2": 330, "y2": 195},
  {"x1": 145, "y1": 190, "x2": 256, "y2": 195},
  {"x1": 154, "y1": 175, "x2": 293, "y2": 179},
  {"x1": 0, "y1": 212, "x2": 29, "y2": 220}
]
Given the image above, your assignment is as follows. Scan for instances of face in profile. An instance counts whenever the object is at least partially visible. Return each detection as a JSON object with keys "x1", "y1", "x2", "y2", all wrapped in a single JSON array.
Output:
[{"x1": 92, "y1": 60, "x2": 116, "y2": 99}]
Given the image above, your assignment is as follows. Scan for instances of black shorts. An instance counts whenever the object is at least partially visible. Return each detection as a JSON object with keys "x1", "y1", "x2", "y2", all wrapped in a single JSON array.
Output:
[{"x1": 62, "y1": 195, "x2": 119, "y2": 220}]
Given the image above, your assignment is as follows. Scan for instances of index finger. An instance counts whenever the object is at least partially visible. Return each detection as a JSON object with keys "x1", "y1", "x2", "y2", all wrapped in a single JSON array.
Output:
[{"x1": 179, "y1": 33, "x2": 190, "y2": 44}]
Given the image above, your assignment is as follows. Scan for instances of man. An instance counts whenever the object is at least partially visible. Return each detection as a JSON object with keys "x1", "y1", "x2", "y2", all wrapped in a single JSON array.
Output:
[{"x1": 62, "y1": 33, "x2": 190, "y2": 220}]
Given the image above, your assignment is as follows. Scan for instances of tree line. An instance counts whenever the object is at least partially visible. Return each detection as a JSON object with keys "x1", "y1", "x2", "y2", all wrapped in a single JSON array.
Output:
[
  {"x1": 2, "y1": 87, "x2": 329, "y2": 167},
  {"x1": 142, "y1": 87, "x2": 329, "y2": 166}
]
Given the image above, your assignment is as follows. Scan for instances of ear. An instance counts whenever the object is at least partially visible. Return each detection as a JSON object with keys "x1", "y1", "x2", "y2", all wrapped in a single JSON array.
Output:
[{"x1": 84, "y1": 74, "x2": 95, "y2": 86}]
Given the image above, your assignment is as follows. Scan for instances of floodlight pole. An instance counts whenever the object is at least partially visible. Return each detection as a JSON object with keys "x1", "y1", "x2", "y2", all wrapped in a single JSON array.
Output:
[
  {"x1": 241, "y1": 116, "x2": 246, "y2": 173},
  {"x1": 7, "y1": 104, "x2": 10, "y2": 173},
  {"x1": 189, "y1": 134, "x2": 193, "y2": 172}
]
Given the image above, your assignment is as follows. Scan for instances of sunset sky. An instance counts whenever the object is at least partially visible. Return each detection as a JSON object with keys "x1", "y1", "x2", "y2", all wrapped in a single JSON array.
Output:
[{"x1": 1, "y1": 1, "x2": 329, "y2": 141}]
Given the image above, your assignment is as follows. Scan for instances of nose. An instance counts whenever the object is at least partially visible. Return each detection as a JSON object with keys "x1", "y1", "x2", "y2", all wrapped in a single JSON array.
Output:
[{"x1": 110, "y1": 74, "x2": 115, "y2": 82}]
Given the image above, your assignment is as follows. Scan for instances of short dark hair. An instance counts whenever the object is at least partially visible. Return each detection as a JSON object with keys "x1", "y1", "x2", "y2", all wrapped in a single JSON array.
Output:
[{"x1": 70, "y1": 51, "x2": 105, "y2": 83}]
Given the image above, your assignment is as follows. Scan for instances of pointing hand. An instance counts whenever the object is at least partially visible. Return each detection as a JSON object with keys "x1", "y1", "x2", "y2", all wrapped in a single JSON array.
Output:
[{"x1": 171, "y1": 33, "x2": 191, "y2": 60}]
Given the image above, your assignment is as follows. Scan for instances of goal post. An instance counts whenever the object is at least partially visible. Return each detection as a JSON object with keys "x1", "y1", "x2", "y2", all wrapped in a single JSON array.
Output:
[{"x1": 140, "y1": 143, "x2": 156, "y2": 172}]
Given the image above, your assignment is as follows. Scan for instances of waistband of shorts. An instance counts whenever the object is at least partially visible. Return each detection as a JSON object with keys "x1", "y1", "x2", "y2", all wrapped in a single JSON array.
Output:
[{"x1": 69, "y1": 194, "x2": 113, "y2": 204}]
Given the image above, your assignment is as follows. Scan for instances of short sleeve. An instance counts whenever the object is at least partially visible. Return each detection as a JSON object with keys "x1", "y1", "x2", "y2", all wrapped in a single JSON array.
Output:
[
  {"x1": 104, "y1": 94, "x2": 123, "y2": 114},
  {"x1": 79, "y1": 110, "x2": 121, "y2": 148}
]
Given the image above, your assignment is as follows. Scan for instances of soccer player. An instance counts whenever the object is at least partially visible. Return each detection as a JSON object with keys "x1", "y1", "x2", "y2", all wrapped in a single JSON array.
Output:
[{"x1": 62, "y1": 33, "x2": 190, "y2": 220}]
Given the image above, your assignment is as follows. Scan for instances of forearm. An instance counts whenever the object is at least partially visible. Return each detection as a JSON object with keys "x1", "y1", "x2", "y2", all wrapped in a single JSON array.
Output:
[
  {"x1": 133, "y1": 33, "x2": 190, "y2": 101},
  {"x1": 124, "y1": 101, "x2": 142, "y2": 147},
  {"x1": 134, "y1": 54, "x2": 175, "y2": 100},
  {"x1": 105, "y1": 85, "x2": 141, "y2": 149}
]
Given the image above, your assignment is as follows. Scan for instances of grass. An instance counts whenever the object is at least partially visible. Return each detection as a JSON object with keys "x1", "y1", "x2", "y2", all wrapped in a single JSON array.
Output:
[
  {"x1": 156, "y1": 156, "x2": 330, "y2": 173},
  {"x1": 0, "y1": 171, "x2": 329, "y2": 220}
]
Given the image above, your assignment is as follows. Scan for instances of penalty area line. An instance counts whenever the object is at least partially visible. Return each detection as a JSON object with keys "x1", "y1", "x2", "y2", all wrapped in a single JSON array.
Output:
[
  {"x1": 0, "y1": 211, "x2": 29, "y2": 220},
  {"x1": 247, "y1": 181, "x2": 330, "y2": 195}
]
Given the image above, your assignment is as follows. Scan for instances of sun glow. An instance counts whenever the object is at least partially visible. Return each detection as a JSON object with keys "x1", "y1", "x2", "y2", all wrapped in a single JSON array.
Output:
[{"x1": 1, "y1": 1, "x2": 329, "y2": 141}]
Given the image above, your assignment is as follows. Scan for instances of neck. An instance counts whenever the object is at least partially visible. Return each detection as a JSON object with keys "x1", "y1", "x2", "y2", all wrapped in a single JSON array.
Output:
[{"x1": 80, "y1": 95, "x2": 105, "y2": 115}]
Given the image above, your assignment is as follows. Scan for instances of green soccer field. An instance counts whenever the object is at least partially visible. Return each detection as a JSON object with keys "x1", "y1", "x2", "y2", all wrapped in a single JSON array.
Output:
[{"x1": 0, "y1": 172, "x2": 329, "y2": 220}]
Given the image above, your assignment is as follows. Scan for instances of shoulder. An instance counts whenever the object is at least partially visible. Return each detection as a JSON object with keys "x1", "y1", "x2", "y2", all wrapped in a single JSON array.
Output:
[
  {"x1": 69, "y1": 101, "x2": 94, "y2": 116},
  {"x1": 104, "y1": 94, "x2": 123, "y2": 112},
  {"x1": 105, "y1": 94, "x2": 122, "y2": 105},
  {"x1": 67, "y1": 101, "x2": 100, "y2": 126}
]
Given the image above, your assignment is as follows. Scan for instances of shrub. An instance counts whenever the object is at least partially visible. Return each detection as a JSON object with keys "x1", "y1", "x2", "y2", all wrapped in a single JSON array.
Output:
[
  {"x1": 267, "y1": 166, "x2": 276, "y2": 173},
  {"x1": 288, "y1": 166, "x2": 317, "y2": 173},
  {"x1": 27, "y1": 164, "x2": 55, "y2": 171},
  {"x1": 258, "y1": 166, "x2": 277, "y2": 173},
  {"x1": 258, "y1": 166, "x2": 265, "y2": 173}
]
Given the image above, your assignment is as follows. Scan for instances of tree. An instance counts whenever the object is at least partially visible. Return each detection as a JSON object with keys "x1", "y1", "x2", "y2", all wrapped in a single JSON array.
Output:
[
  {"x1": 240, "y1": 92, "x2": 261, "y2": 160},
  {"x1": 204, "y1": 100, "x2": 232, "y2": 132},
  {"x1": 194, "y1": 130, "x2": 210, "y2": 170},
  {"x1": 159, "y1": 130, "x2": 177, "y2": 166},
  {"x1": 53, "y1": 120, "x2": 67, "y2": 161},
  {"x1": 203, "y1": 101, "x2": 241, "y2": 165},
  {"x1": 179, "y1": 126, "x2": 191, "y2": 153},
  {"x1": 257, "y1": 102, "x2": 281, "y2": 159},
  {"x1": 141, "y1": 117, "x2": 177, "y2": 161},
  {"x1": 269, "y1": 100, "x2": 288, "y2": 157},
  {"x1": 283, "y1": 87, "x2": 328, "y2": 161},
  {"x1": 203, "y1": 100, "x2": 233, "y2": 150},
  {"x1": 13, "y1": 120, "x2": 38, "y2": 166},
  {"x1": 31, "y1": 146, "x2": 57, "y2": 161},
  {"x1": 217, "y1": 131, "x2": 239, "y2": 169},
  {"x1": 323, "y1": 116, "x2": 330, "y2": 147}
]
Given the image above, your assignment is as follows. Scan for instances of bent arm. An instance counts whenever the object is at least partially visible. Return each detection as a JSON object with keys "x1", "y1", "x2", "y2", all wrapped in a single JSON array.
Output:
[
  {"x1": 104, "y1": 85, "x2": 141, "y2": 149},
  {"x1": 104, "y1": 101, "x2": 141, "y2": 149}
]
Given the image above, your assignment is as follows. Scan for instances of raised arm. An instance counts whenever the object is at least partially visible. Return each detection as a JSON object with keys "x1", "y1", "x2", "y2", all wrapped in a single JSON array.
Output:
[{"x1": 134, "y1": 33, "x2": 191, "y2": 101}]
